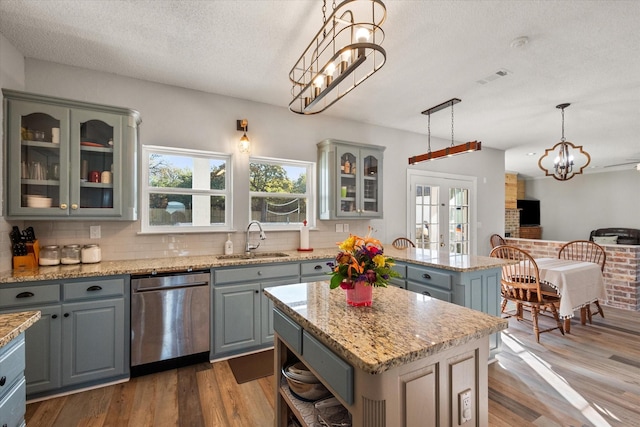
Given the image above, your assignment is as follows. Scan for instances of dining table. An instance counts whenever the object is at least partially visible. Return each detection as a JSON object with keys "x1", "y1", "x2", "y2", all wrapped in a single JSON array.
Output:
[{"x1": 535, "y1": 257, "x2": 606, "y2": 333}]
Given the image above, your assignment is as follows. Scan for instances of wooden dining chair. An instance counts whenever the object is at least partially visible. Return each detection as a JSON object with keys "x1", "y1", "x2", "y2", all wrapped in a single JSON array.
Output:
[
  {"x1": 392, "y1": 237, "x2": 415, "y2": 249},
  {"x1": 558, "y1": 240, "x2": 606, "y2": 322},
  {"x1": 490, "y1": 234, "x2": 506, "y2": 248},
  {"x1": 490, "y1": 245, "x2": 565, "y2": 342}
]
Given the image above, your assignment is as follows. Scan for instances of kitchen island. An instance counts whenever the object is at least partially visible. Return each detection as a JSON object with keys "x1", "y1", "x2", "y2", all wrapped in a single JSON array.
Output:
[
  {"x1": 0, "y1": 311, "x2": 41, "y2": 427},
  {"x1": 265, "y1": 282, "x2": 507, "y2": 427}
]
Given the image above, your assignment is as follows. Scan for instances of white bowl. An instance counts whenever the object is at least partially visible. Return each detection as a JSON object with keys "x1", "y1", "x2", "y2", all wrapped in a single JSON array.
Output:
[{"x1": 27, "y1": 195, "x2": 52, "y2": 208}]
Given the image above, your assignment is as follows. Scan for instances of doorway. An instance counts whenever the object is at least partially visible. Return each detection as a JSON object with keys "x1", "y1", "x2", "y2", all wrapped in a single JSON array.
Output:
[{"x1": 407, "y1": 171, "x2": 477, "y2": 255}]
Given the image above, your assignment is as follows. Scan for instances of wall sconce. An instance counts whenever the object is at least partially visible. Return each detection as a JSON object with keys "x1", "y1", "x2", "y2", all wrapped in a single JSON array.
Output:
[{"x1": 237, "y1": 119, "x2": 250, "y2": 154}]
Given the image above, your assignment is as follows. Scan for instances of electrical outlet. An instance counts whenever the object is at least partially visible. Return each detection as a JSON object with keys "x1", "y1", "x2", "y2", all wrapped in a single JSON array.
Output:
[
  {"x1": 335, "y1": 224, "x2": 344, "y2": 233},
  {"x1": 343, "y1": 223, "x2": 349, "y2": 233},
  {"x1": 458, "y1": 389, "x2": 472, "y2": 425},
  {"x1": 90, "y1": 225, "x2": 101, "y2": 239}
]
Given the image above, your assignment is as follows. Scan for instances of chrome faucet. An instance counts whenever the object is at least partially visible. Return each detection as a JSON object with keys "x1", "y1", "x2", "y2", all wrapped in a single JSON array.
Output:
[{"x1": 245, "y1": 220, "x2": 266, "y2": 254}]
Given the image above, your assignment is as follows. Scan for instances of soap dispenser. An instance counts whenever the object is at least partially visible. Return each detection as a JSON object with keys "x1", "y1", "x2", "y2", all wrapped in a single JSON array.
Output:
[{"x1": 224, "y1": 233, "x2": 233, "y2": 255}]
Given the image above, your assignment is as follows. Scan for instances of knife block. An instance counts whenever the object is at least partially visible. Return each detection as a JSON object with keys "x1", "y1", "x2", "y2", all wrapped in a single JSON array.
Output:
[{"x1": 13, "y1": 240, "x2": 39, "y2": 270}]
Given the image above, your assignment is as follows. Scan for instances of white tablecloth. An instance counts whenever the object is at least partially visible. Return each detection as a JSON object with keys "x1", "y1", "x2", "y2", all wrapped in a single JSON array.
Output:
[{"x1": 535, "y1": 258, "x2": 606, "y2": 319}]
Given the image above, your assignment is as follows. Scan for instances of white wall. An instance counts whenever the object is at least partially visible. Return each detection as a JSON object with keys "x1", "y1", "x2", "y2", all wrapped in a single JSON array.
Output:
[
  {"x1": 525, "y1": 169, "x2": 640, "y2": 241},
  {"x1": 0, "y1": 33, "x2": 26, "y2": 271},
  {"x1": 0, "y1": 55, "x2": 505, "y2": 267}
]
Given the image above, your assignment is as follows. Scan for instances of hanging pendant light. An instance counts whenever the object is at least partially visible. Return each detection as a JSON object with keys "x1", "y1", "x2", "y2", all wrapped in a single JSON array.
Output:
[
  {"x1": 408, "y1": 98, "x2": 481, "y2": 164},
  {"x1": 538, "y1": 103, "x2": 590, "y2": 181},
  {"x1": 289, "y1": 0, "x2": 387, "y2": 115}
]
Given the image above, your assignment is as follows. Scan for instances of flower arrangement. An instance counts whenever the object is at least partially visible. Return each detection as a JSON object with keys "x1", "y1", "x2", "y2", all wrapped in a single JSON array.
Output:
[{"x1": 328, "y1": 229, "x2": 400, "y2": 290}]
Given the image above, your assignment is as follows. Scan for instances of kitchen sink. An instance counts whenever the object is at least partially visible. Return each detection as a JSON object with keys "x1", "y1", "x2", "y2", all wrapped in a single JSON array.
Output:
[{"x1": 217, "y1": 252, "x2": 290, "y2": 260}]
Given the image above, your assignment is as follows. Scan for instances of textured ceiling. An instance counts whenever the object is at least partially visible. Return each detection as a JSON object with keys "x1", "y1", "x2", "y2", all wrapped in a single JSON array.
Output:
[{"x1": 1, "y1": 0, "x2": 639, "y2": 178}]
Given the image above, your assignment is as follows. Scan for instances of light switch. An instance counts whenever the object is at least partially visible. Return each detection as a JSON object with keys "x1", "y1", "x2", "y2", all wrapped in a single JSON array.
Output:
[
  {"x1": 343, "y1": 223, "x2": 349, "y2": 233},
  {"x1": 335, "y1": 224, "x2": 344, "y2": 233},
  {"x1": 458, "y1": 388, "x2": 472, "y2": 424}
]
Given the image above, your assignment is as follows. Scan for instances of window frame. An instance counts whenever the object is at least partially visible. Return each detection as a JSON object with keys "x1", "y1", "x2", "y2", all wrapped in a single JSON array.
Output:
[
  {"x1": 248, "y1": 156, "x2": 316, "y2": 230},
  {"x1": 140, "y1": 145, "x2": 233, "y2": 234}
]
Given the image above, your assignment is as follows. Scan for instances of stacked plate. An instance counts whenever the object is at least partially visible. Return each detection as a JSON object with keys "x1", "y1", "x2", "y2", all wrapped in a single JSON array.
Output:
[{"x1": 282, "y1": 362, "x2": 331, "y2": 402}]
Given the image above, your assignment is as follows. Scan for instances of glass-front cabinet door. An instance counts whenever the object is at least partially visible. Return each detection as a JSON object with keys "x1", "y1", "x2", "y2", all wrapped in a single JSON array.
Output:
[
  {"x1": 70, "y1": 110, "x2": 122, "y2": 217},
  {"x1": 7, "y1": 100, "x2": 70, "y2": 217},
  {"x1": 4, "y1": 90, "x2": 139, "y2": 220},
  {"x1": 317, "y1": 139, "x2": 384, "y2": 220}
]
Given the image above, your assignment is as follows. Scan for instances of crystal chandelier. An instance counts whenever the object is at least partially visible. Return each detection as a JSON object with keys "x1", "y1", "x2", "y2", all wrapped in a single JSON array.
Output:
[
  {"x1": 289, "y1": 0, "x2": 387, "y2": 115},
  {"x1": 538, "y1": 103, "x2": 590, "y2": 181}
]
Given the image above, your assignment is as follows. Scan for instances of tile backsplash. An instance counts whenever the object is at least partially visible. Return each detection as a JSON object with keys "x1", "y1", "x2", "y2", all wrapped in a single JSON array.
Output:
[{"x1": 16, "y1": 220, "x2": 371, "y2": 263}]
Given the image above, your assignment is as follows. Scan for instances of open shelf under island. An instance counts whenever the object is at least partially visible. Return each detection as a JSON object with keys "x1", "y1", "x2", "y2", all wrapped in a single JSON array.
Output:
[{"x1": 264, "y1": 282, "x2": 508, "y2": 427}]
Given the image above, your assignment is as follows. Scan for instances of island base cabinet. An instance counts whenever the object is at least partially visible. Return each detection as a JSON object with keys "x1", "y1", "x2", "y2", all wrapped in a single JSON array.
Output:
[{"x1": 275, "y1": 331, "x2": 490, "y2": 427}]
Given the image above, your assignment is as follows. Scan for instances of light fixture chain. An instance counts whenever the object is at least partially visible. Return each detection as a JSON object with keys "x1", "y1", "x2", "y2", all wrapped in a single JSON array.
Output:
[
  {"x1": 450, "y1": 102, "x2": 455, "y2": 147},
  {"x1": 322, "y1": 0, "x2": 327, "y2": 37},
  {"x1": 561, "y1": 107, "x2": 565, "y2": 142},
  {"x1": 427, "y1": 114, "x2": 431, "y2": 153}
]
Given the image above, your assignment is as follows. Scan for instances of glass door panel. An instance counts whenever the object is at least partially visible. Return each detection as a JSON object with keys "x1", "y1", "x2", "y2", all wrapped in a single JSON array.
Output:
[
  {"x1": 449, "y1": 187, "x2": 470, "y2": 254},
  {"x1": 70, "y1": 110, "x2": 122, "y2": 216},
  {"x1": 338, "y1": 147, "x2": 358, "y2": 216},
  {"x1": 361, "y1": 153, "x2": 379, "y2": 214},
  {"x1": 414, "y1": 184, "x2": 440, "y2": 251},
  {"x1": 10, "y1": 101, "x2": 70, "y2": 216}
]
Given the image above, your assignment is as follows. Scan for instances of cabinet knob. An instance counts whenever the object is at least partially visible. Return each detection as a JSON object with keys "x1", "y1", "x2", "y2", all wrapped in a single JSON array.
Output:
[
  {"x1": 64, "y1": 313, "x2": 70, "y2": 318},
  {"x1": 257, "y1": 271, "x2": 262, "y2": 276},
  {"x1": 255, "y1": 290, "x2": 259, "y2": 294},
  {"x1": 422, "y1": 273, "x2": 431, "y2": 280},
  {"x1": 60, "y1": 203, "x2": 68, "y2": 209},
  {"x1": 52, "y1": 314, "x2": 58, "y2": 319},
  {"x1": 87, "y1": 285, "x2": 102, "y2": 291},
  {"x1": 0, "y1": 376, "x2": 6, "y2": 386},
  {"x1": 71, "y1": 204, "x2": 79, "y2": 210},
  {"x1": 422, "y1": 291, "x2": 431, "y2": 297},
  {"x1": 314, "y1": 265, "x2": 322, "y2": 270}
]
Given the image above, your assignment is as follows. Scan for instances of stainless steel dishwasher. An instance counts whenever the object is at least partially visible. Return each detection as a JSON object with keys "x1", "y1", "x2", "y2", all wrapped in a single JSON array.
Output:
[{"x1": 131, "y1": 270, "x2": 210, "y2": 368}]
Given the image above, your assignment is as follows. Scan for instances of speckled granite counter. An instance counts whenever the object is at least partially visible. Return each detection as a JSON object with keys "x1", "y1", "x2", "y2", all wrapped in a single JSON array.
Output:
[
  {"x1": 265, "y1": 282, "x2": 507, "y2": 375},
  {"x1": 0, "y1": 247, "x2": 509, "y2": 285},
  {"x1": 0, "y1": 311, "x2": 41, "y2": 349}
]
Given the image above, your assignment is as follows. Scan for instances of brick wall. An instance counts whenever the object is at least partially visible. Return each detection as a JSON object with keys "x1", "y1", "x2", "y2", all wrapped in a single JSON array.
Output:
[
  {"x1": 505, "y1": 209, "x2": 520, "y2": 238},
  {"x1": 506, "y1": 238, "x2": 640, "y2": 311}
]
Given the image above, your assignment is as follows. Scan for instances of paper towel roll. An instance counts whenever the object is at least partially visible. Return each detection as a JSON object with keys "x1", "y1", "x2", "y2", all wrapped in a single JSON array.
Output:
[{"x1": 300, "y1": 224, "x2": 310, "y2": 249}]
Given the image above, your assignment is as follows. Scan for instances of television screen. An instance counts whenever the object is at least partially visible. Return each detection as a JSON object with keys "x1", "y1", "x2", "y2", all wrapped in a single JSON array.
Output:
[{"x1": 517, "y1": 199, "x2": 540, "y2": 226}]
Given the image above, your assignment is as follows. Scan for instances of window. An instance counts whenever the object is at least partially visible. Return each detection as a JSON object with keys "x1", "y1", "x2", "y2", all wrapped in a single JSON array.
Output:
[
  {"x1": 249, "y1": 157, "x2": 315, "y2": 229},
  {"x1": 141, "y1": 145, "x2": 232, "y2": 233}
]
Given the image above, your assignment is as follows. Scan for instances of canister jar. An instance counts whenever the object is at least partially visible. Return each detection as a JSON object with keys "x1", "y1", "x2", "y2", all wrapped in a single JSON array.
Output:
[
  {"x1": 61, "y1": 244, "x2": 81, "y2": 264},
  {"x1": 39, "y1": 245, "x2": 60, "y2": 266},
  {"x1": 81, "y1": 244, "x2": 102, "y2": 264}
]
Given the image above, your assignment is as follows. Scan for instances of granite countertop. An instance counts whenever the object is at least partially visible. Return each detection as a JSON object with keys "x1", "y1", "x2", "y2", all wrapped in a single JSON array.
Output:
[
  {"x1": 0, "y1": 311, "x2": 41, "y2": 349},
  {"x1": 264, "y1": 282, "x2": 508, "y2": 375},
  {"x1": 0, "y1": 247, "x2": 510, "y2": 285}
]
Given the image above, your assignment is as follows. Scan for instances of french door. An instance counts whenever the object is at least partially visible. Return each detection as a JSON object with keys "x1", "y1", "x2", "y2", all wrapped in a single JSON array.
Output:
[{"x1": 407, "y1": 171, "x2": 477, "y2": 255}]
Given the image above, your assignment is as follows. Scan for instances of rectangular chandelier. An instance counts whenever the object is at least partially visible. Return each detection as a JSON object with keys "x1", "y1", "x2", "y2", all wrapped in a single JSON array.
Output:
[{"x1": 289, "y1": 0, "x2": 387, "y2": 115}]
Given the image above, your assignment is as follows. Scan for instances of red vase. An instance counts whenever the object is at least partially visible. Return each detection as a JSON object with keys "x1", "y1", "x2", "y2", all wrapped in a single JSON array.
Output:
[{"x1": 345, "y1": 281, "x2": 373, "y2": 307}]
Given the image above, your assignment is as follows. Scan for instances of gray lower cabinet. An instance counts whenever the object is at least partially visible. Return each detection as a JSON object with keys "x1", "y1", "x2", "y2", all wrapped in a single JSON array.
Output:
[
  {"x1": 213, "y1": 263, "x2": 300, "y2": 357},
  {"x1": 0, "y1": 333, "x2": 27, "y2": 427},
  {"x1": 0, "y1": 276, "x2": 129, "y2": 399}
]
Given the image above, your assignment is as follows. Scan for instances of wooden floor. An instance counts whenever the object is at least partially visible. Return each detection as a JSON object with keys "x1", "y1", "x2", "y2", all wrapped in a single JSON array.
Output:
[{"x1": 26, "y1": 306, "x2": 640, "y2": 427}]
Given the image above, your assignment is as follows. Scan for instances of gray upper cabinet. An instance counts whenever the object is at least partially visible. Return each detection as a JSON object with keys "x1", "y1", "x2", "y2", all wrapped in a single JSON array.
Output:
[
  {"x1": 3, "y1": 89, "x2": 140, "y2": 220},
  {"x1": 317, "y1": 139, "x2": 385, "y2": 220}
]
